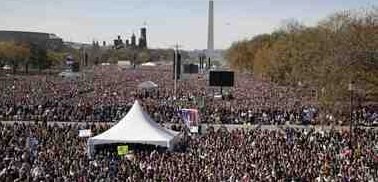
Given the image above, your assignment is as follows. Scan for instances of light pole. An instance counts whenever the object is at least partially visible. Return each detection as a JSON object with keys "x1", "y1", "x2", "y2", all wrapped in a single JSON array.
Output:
[
  {"x1": 174, "y1": 45, "x2": 178, "y2": 99},
  {"x1": 344, "y1": 51, "x2": 377, "y2": 156},
  {"x1": 348, "y1": 81, "x2": 354, "y2": 157},
  {"x1": 171, "y1": 43, "x2": 182, "y2": 100}
]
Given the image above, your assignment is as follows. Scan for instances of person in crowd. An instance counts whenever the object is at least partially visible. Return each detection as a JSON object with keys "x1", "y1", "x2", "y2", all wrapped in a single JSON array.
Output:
[
  {"x1": 0, "y1": 123, "x2": 377, "y2": 181},
  {"x1": 1, "y1": 65, "x2": 376, "y2": 126}
]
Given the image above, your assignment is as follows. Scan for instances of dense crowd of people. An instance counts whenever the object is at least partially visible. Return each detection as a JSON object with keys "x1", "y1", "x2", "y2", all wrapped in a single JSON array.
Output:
[
  {"x1": 0, "y1": 65, "x2": 376, "y2": 126},
  {"x1": 0, "y1": 122, "x2": 377, "y2": 181},
  {"x1": 0, "y1": 65, "x2": 377, "y2": 181}
]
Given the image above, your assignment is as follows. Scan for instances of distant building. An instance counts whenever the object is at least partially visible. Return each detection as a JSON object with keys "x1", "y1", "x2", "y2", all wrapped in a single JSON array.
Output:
[
  {"x1": 139, "y1": 27, "x2": 147, "y2": 49},
  {"x1": 0, "y1": 30, "x2": 63, "y2": 50},
  {"x1": 111, "y1": 26, "x2": 148, "y2": 50},
  {"x1": 64, "y1": 42, "x2": 91, "y2": 50},
  {"x1": 131, "y1": 33, "x2": 136, "y2": 48},
  {"x1": 125, "y1": 39, "x2": 130, "y2": 47},
  {"x1": 113, "y1": 35, "x2": 124, "y2": 49}
]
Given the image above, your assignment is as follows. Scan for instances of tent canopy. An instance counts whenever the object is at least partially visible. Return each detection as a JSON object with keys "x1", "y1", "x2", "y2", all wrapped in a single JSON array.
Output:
[
  {"x1": 88, "y1": 100, "x2": 178, "y2": 155},
  {"x1": 141, "y1": 62, "x2": 157, "y2": 67},
  {"x1": 138, "y1": 81, "x2": 158, "y2": 89},
  {"x1": 118, "y1": 60, "x2": 131, "y2": 69},
  {"x1": 58, "y1": 71, "x2": 81, "y2": 78}
]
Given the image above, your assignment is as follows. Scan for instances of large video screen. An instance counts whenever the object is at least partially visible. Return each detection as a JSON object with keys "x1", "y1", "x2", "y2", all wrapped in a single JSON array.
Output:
[
  {"x1": 183, "y1": 64, "x2": 199, "y2": 74},
  {"x1": 209, "y1": 71, "x2": 234, "y2": 87}
]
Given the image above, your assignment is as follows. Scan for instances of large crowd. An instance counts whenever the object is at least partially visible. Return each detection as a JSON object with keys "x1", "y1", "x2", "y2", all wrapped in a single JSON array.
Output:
[
  {"x1": 0, "y1": 65, "x2": 377, "y2": 126},
  {"x1": 0, "y1": 65, "x2": 377, "y2": 181},
  {"x1": 0, "y1": 122, "x2": 377, "y2": 181}
]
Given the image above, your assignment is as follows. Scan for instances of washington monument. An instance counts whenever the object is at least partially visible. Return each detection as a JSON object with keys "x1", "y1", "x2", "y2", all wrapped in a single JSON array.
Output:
[{"x1": 207, "y1": 0, "x2": 214, "y2": 53}]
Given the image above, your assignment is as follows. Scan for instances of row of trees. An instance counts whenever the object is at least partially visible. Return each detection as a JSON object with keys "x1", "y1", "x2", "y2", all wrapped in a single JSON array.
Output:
[
  {"x1": 99, "y1": 49, "x2": 151, "y2": 64},
  {"x1": 98, "y1": 48, "x2": 188, "y2": 65},
  {"x1": 0, "y1": 42, "x2": 66, "y2": 73},
  {"x1": 0, "y1": 42, "x2": 30, "y2": 73},
  {"x1": 226, "y1": 7, "x2": 378, "y2": 110},
  {"x1": 0, "y1": 41, "x2": 188, "y2": 74}
]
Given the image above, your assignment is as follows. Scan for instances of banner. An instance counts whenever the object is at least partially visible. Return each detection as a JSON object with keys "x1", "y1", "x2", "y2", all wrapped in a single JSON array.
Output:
[
  {"x1": 179, "y1": 109, "x2": 200, "y2": 133},
  {"x1": 117, "y1": 145, "x2": 129, "y2": 156},
  {"x1": 26, "y1": 137, "x2": 39, "y2": 158},
  {"x1": 79, "y1": 129, "x2": 92, "y2": 137}
]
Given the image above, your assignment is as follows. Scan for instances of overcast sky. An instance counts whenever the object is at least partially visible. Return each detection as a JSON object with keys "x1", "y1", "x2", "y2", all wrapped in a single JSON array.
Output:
[{"x1": 0, "y1": 0, "x2": 374, "y2": 49}]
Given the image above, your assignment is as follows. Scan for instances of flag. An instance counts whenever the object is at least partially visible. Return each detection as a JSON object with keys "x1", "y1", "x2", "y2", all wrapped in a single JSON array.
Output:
[{"x1": 179, "y1": 109, "x2": 200, "y2": 133}]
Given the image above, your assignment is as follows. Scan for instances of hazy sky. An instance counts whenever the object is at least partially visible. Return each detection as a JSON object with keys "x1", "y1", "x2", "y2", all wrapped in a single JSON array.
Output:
[{"x1": 0, "y1": 0, "x2": 374, "y2": 49}]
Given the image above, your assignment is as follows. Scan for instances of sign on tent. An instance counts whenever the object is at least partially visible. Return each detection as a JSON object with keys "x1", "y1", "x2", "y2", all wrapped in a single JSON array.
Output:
[
  {"x1": 178, "y1": 109, "x2": 200, "y2": 133},
  {"x1": 117, "y1": 145, "x2": 129, "y2": 156}
]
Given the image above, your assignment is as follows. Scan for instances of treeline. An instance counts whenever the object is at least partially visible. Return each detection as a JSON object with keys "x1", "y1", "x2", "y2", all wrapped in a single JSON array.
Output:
[
  {"x1": 226, "y1": 7, "x2": 378, "y2": 109},
  {"x1": 99, "y1": 48, "x2": 189, "y2": 64},
  {"x1": 0, "y1": 42, "x2": 67, "y2": 73}
]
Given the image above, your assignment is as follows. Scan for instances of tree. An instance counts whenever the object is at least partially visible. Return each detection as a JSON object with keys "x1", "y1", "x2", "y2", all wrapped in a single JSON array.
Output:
[
  {"x1": 226, "y1": 6, "x2": 378, "y2": 111},
  {"x1": 47, "y1": 51, "x2": 65, "y2": 68},
  {"x1": 0, "y1": 42, "x2": 30, "y2": 73},
  {"x1": 29, "y1": 44, "x2": 48, "y2": 72},
  {"x1": 19, "y1": 43, "x2": 31, "y2": 73},
  {"x1": 137, "y1": 51, "x2": 151, "y2": 64},
  {"x1": 279, "y1": 19, "x2": 306, "y2": 33}
]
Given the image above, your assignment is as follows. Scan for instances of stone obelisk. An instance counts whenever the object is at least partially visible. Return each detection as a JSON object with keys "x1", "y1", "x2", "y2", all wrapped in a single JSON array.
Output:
[{"x1": 207, "y1": 0, "x2": 214, "y2": 69}]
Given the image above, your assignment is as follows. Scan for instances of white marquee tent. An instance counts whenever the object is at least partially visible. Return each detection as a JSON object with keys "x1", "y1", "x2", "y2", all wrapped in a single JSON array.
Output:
[
  {"x1": 87, "y1": 100, "x2": 178, "y2": 156},
  {"x1": 137, "y1": 81, "x2": 158, "y2": 90}
]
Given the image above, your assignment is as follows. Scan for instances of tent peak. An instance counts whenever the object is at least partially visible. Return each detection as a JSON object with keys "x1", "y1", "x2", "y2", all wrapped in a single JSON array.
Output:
[
  {"x1": 132, "y1": 100, "x2": 142, "y2": 109},
  {"x1": 88, "y1": 99, "x2": 179, "y2": 157}
]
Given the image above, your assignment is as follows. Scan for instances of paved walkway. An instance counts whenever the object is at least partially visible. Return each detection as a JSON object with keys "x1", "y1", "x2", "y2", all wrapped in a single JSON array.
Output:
[{"x1": 1, "y1": 120, "x2": 377, "y2": 131}]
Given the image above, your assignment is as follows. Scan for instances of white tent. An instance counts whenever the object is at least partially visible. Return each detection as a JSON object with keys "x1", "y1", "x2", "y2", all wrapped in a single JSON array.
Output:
[
  {"x1": 58, "y1": 71, "x2": 81, "y2": 78},
  {"x1": 118, "y1": 60, "x2": 131, "y2": 69},
  {"x1": 118, "y1": 60, "x2": 131, "y2": 66},
  {"x1": 2, "y1": 65, "x2": 11, "y2": 70},
  {"x1": 88, "y1": 100, "x2": 178, "y2": 156},
  {"x1": 141, "y1": 62, "x2": 157, "y2": 67},
  {"x1": 101, "y1": 63, "x2": 111, "y2": 66},
  {"x1": 138, "y1": 81, "x2": 158, "y2": 90}
]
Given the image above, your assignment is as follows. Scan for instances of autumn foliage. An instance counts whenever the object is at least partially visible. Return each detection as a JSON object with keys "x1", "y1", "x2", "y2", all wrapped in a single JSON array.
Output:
[
  {"x1": 0, "y1": 41, "x2": 67, "y2": 73},
  {"x1": 226, "y1": 7, "x2": 378, "y2": 109}
]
